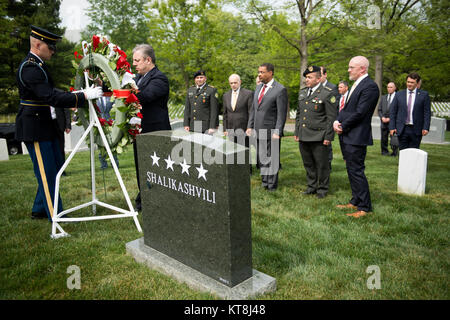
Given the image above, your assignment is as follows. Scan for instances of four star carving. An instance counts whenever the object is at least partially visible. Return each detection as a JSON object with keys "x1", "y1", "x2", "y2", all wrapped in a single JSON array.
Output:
[{"x1": 150, "y1": 152, "x2": 208, "y2": 181}]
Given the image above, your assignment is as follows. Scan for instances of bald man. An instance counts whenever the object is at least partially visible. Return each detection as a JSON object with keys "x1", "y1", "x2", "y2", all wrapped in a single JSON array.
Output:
[
  {"x1": 333, "y1": 56, "x2": 380, "y2": 218},
  {"x1": 378, "y1": 82, "x2": 398, "y2": 156}
]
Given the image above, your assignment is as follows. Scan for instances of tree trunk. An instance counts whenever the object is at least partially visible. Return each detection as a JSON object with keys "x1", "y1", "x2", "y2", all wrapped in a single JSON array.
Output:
[
  {"x1": 299, "y1": 26, "x2": 308, "y2": 92},
  {"x1": 374, "y1": 54, "x2": 383, "y2": 116}
]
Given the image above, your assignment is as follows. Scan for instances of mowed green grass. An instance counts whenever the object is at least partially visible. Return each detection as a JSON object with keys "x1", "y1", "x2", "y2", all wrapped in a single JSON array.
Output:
[{"x1": 0, "y1": 133, "x2": 449, "y2": 300}]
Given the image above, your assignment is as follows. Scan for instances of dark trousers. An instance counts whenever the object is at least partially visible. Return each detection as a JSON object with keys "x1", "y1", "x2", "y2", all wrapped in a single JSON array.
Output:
[
  {"x1": 133, "y1": 141, "x2": 142, "y2": 205},
  {"x1": 227, "y1": 131, "x2": 252, "y2": 172},
  {"x1": 299, "y1": 141, "x2": 330, "y2": 195},
  {"x1": 338, "y1": 135, "x2": 346, "y2": 160},
  {"x1": 341, "y1": 143, "x2": 372, "y2": 212},
  {"x1": 399, "y1": 125, "x2": 422, "y2": 150},
  {"x1": 26, "y1": 140, "x2": 64, "y2": 221},
  {"x1": 257, "y1": 137, "x2": 280, "y2": 189},
  {"x1": 381, "y1": 123, "x2": 398, "y2": 155}
]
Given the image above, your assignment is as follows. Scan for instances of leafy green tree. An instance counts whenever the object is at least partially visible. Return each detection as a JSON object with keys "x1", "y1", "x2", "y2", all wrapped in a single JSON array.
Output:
[
  {"x1": 0, "y1": 0, "x2": 73, "y2": 115},
  {"x1": 147, "y1": 0, "x2": 264, "y2": 104},
  {"x1": 83, "y1": 0, "x2": 150, "y2": 52}
]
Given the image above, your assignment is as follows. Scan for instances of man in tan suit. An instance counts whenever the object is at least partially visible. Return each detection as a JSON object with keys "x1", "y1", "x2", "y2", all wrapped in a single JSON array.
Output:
[{"x1": 223, "y1": 74, "x2": 253, "y2": 146}]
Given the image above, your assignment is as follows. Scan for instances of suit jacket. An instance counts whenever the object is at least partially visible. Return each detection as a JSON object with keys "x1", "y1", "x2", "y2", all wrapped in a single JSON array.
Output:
[
  {"x1": 248, "y1": 80, "x2": 288, "y2": 139},
  {"x1": 388, "y1": 89, "x2": 431, "y2": 136},
  {"x1": 135, "y1": 66, "x2": 171, "y2": 133},
  {"x1": 15, "y1": 52, "x2": 85, "y2": 142},
  {"x1": 54, "y1": 107, "x2": 71, "y2": 132},
  {"x1": 223, "y1": 88, "x2": 253, "y2": 132},
  {"x1": 337, "y1": 76, "x2": 380, "y2": 146},
  {"x1": 378, "y1": 93, "x2": 397, "y2": 128}
]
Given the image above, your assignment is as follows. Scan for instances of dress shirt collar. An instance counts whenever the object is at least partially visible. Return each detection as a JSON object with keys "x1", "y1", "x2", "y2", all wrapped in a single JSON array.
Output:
[
  {"x1": 309, "y1": 82, "x2": 321, "y2": 95},
  {"x1": 29, "y1": 51, "x2": 44, "y2": 64}
]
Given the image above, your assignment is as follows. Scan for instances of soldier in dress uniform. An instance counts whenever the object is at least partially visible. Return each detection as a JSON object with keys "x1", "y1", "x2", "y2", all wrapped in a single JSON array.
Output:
[
  {"x1": 15, "y1": 25, "x2": 103, "y2": 221},
  {"x1": 183, "y1": 70, "x2": 219, "y2": 134},
  {"x1": 294, "y1": 66, "x2": 338, "y2": 199}
]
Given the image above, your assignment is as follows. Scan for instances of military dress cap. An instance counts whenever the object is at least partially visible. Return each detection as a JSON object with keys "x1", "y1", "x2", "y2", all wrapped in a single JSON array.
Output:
[
  {"x1": 30, "y1": 25, "x2": 62, "y2": 51},
  {"x1": 194, "y1": 70, "x2": 206, "y2": 78},
  {"x1": 303, "y1": 65, "x2": 321, "y2": 77}
]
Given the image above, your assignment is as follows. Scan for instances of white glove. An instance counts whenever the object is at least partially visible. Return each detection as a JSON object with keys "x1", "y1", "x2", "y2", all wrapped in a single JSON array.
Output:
[
  {"x1": 121, "y1": 72, "x2": 138, "y2": 89},
  {"x1": 84, "y1": 85, "x2": 103, "y2": 100}
]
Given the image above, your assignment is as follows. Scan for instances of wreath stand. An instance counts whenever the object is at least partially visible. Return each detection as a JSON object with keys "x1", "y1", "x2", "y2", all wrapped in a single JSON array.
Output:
[{"x1": 51, "y1": 61, "x2": 142, "y2": 239}]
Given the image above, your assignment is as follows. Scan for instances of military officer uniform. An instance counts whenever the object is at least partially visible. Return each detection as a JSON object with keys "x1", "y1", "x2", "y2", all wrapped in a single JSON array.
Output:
[
  {"x1": 183, "y1": 71, "x2": 219, "y2": 133},
  {"x1": 15, "y1": 26, "x2": 86, "y2": 221},
  {"x1": 295, "y1": 66, "x2": 338, "y2": 198}
]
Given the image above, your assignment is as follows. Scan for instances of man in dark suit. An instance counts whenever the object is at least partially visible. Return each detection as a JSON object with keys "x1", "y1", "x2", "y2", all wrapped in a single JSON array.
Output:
[
  {"x1": 15, "y1": 26, "x2": 102, "y2": 221},
  {"x1": 295, "y1": 66, "x2": 337, "y2": 199},
  {"x1": 378, "y1": 82, "x2": 398, "y2": 156},
  {"x1": 246, "y1": 63, "x2": 288, "y2": 191},
  {"x1": 320, "y1": 67, "x2": 339, "y2": 170},
  {"x1": 333, "y1": 56, "x2": 380, "y2": 218},
  {"x1": 223, "y1": 74, "x2": 253, "y2": 146},
  {"x1": 389, "y1": 73, "x2": 431, "y2": 150},
  {"x1": 337, "y1": 81, "x2": 349, "y2": 160},
  {"x1": 184, "y1": 70, "x2": 219, "y2": 134},
  {"x1": 132, "y1": 44, "x2": 171, "y2": 211}
]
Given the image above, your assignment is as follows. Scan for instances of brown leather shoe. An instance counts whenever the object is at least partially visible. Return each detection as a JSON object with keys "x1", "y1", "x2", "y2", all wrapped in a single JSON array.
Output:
[
  {"x1": 346, "y1": 211, "x2": 370, "y2": 218},
  {"x1": 336, "y1": 203, "x2": 357, "y2": 210}
]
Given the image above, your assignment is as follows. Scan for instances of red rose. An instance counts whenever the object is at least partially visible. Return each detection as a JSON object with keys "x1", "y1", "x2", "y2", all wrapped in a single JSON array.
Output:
[
  {"x1": 92, "y1": 35, "x2": 100, "y2": 51},
  {"x1": 116, "y1": 56, "x2": 130, "y2": 70},
  {"x1": 126, "y1": 93, "x2": 139, "y2": 104},
  {"x1": 99, "y1": 118, "x2": 107, "y2": 126},
  {"x1": 116, "y1": 48, "x2": 127, "y2": 58},
  {"x1": 74, "y1": 51, "x2": 83, "y2": 59},
  {"x1": 69, "y1": 87, "x2": 74, "y2": 92},
  {"x1": 107, "y1": 119, "x2": 113, "y2": 126},
  {"x1": 136, "y1": 112, "x2": 143, "y2": 119}
]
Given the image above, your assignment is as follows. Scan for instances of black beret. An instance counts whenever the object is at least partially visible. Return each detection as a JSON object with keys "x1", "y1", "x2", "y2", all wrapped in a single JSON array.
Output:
[
  {"x1": 194, "y1": 70, "x2": 206, "y2": 78},
  {"x1": 303, "y1": 65, "x2": 321, "y2": 77},
  {"x1": 30, "y1": 25, "x2": 62, "y2": 50}
]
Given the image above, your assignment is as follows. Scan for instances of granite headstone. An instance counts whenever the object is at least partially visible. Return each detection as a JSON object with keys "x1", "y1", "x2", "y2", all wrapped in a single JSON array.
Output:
[{"x1": 136, "y1": 130, "x2": 253, "y2": 287}]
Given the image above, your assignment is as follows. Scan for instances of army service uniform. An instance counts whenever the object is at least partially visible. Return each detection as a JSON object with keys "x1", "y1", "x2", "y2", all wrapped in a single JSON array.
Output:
[
  {"x1": 15, "y1": 26, "x2": 85, "y2": 221},
  {"x1": 183, "y1": 84, "x2": 219, "y2": 133},
  {"x1": 295, "y1": 83, "x2": 337, "y2": 197}
]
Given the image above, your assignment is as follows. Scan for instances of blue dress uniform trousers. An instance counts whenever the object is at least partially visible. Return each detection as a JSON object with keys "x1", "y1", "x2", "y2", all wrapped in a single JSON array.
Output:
[{"x1": 26, "y1": 140, "x2": 64, "y2": 221}]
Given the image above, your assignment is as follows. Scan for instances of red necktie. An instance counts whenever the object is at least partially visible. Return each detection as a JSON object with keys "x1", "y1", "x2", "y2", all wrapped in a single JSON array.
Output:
[
  {"x1": 258, "y1": 85, "x2": 267, "y2": 104},
  {"x1": 339, "y1": 95, "x2": 345, "y2": 112}
]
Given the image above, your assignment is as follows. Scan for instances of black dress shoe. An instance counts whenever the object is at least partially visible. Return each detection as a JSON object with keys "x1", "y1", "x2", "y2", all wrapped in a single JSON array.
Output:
[
  {"x1": 267, "y1": 187, "x2": 277, "y2": 192},
  {"x1": 31, "y1": 212, "x2": 47, "y2": 219},
  {"x1": 135, "y1": 202, "x2": 142, "y2": 212},
  {"x1": 302, "y1": 190, "x2": 317, "y2": 195},
  {"x1": 316, "y1": 193, "x2": 327, "y2": 199}
]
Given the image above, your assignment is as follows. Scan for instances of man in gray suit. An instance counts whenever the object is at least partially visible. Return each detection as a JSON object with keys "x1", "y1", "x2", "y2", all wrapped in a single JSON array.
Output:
[
  {"x1": 378, "y1": 82, "x2": 398, "y2": 156},
  {"x1": 223, "y1": 74, "x2": 253, "y2": 146},
  {"x1": 246, "y1": 63, "x2": 288, "y2": 191}
]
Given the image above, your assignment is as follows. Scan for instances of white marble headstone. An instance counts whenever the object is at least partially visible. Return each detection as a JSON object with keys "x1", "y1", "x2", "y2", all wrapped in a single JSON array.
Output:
[
  {"x1": 398, "y1": 148, "x2": 428, "y2": 196},
  {"x1": 0, "y1": 138, "x2": 9, "y2": 161},
  {"x1": 21, "y1": 142, "x2": 29, "y2": 155}
]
